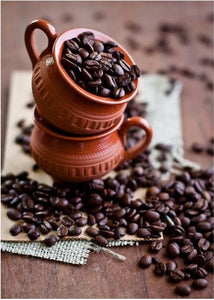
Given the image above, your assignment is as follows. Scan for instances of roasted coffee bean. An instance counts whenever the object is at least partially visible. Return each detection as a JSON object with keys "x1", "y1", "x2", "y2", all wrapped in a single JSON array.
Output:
[
  {"x1": 145, "y1": 210, "x2": 160, "y2": 222},
  {"x1": 99, "y1": 86, "x2": 111, "y2": 97},
  {"x1": 167, "y1": 242, "x2": 180, "y2": 258},
  {"x1": 114, "y1": 227, "x2": 125, "y2": 239},
  {"x1": 197, "y1": 222, "x2": 212, "y2": 232},
  {"x1": 150, "y1": 241, "x2": 162, "y2": 253},
  {"x1": 99, "y1": 230, "x2": 114, "y2": 239},
  {"x1": 137, "y1": 228, "x2": 151, "y2": 238},
  {"x1": 68, "y1": 225, "x2": 82, "y2": 236},
  {"x1": 166, "y1": 261, "x2": 177, "y2": 274},
  {"x1": 126, "y1": 223, "x2": 138, "y2": 235},
  {"x1": 7, "y1": 209, "x2": 22, "y2": 220},
  {"x1": 175, "y1": 285, "x2": 191, "y2": 296},
  {"x1": 85, "y1": 226, "x2": 99, "y2": 237},
  {"x1": 44, "y1": 235, "x2": 57, "y2": 247},
  {"x1": 22, "y1": 223, "x2": 36, "y2": 233},
  {"x1": 170, "y1": 269, "x2": 185, "y2": 282},
  {"x1": 138, "y1": 255, "x2": 152, "y2": 268},
  {"x1": 66, "y1": 39, "x2": 79, "y2": 51},
  {"x1": 57, "y1": 225, "x2": 68, "y2": 237},
  {"x1": 154, "y1": 262, "x2": 166, "y2": 275},
  {"x1": 94, "y1": 41, "x2": 104, "y2": 53},
  {"x1": 61, "y1": 216, "x2": 74, "y2": 227},
  {"x1": 75, "y1": 217, "x2": 88, "y2": 227},
  {"x1": 192, "y1": 278, "x2": 208, "y2": 290},
  {"x1": 198, "y1": 238, "x2": 210, "y2": 251},
  {"x1": 28, "y1": 229, "x2": 40, "y2": 240},
  {"x1": 112, "y1": 87, "x2": 125, "y2": 98},
  {"x1": 10, "y1": 224, "x2": 22, "y2": 236},
  {"x1": 94, "y1": 235, "x2": 108, "y2": 247},
  {"x1": 79, "y1": 48, "x2": 89, "y2": 59}
]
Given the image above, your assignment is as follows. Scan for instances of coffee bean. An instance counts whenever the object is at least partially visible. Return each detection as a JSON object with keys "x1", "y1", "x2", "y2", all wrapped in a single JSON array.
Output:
[
  {"x1": 175, "y1": 285, "x2": 191, "y2": 296},
  {"x1": 57, "y1": 225, "x2": 68, "y2": 237},
  {"x1": 94, "y1": 235, "x2": 108, "y2": 247},
  {"x1": 44, "y1": 235, "x2": 57, "y2": 247},
  {"x1": 138, "y1": 255, "x2": 152, "y2": 268},
  {"x1": 85, "y1": 226, "x2": 99, "y2": 237},
  {"x1": 68, "y1": 225, "x2": 82, "y2": 236},
  {"x1": 99, "y1": 86, "x2": 111, "y2": 97},
  {"x1": 198, "y1": 238, "x2": 210, "y2": 251},
  {"x1": 75, "y1": 217, "x2": 88, "y2": 227},
  {"x1": 7, "y1": 209, "x2": 22, "y2": 220},
  {"x1": 137, "y1": 228, "x2": 151, "y2": 238},
  {"x1": 150, "y1": 241, "x2": 162, "y2": 253},
  {"x1": 166, "y1": 261, "x2": 177, "y2": 274},
  {"x1": 66, "y1": 39, "x2": 79, "y2": 52},
  {"x1": 28, "y1": 229, "x2": 40, "y2": 240},
  {"x1": 192, "y1": 278, "x2": 208, "y2": 290},
  {"x1": 167, "y1": 242, "x2": 180, "y2": 258},
  {"x1": 10, "y1": 224, "x2": 22, "y2": 236},
  {"x1": 154, "y1": 262, "x2": 166, "y2": 275},
  {"x1": 197, "y1": 222, "x2": 212, "y2": 232},
  {"x1": 145, "y1": 210, "x2": 160, "y2": 222},
  {"x1": 112, "y1": 87, "x2": 125, "y2": 98},
  {"x1": 22, "y1": 223, "x2": 36, "y2": 233},
  {"x1": 114, "y1": 227, "x2": 125, "y2": 239},
  {"x1": 170, "y1": 269, "x2": 185, "y2": 282},
  {"x1": 127, "y1": 223, "x2": 138, "y2": 235}
]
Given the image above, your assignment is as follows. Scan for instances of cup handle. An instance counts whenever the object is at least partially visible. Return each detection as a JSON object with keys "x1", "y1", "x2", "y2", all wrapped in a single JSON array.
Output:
[
  {"x1": 119, "y1": 116, "x2": 153, "y2": 161},
  {"x1": 24, "y1": 19, "x2": 57, "y2": 68}
]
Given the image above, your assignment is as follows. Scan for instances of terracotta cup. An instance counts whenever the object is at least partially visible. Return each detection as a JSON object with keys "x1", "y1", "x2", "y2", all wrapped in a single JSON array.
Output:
[
  {"x1": 31, "y1": 109, "x2": 153, "y2": 182},
  {"x1": 25, "y1": 19, "x2": 139, "y2": 135}
]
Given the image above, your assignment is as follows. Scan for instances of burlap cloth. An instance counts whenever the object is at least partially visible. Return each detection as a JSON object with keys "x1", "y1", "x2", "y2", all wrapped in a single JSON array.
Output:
[{"x1": 1, "y1": 72, "x2": 190, "y2": 264}]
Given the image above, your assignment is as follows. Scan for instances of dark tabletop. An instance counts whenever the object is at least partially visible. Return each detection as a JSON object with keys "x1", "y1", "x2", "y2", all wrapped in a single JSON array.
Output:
[{"x1": 1, "y1": 1, "x2": 213, "y2": 298}]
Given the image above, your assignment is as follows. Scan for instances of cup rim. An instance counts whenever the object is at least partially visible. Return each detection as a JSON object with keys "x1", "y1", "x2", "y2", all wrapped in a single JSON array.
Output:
[
  {"x1": 53, "y1": 28, "x2": 139, "y2": 105},
  {"x1": 34, "y1": 108, "x2": 124, "y2": 141}
]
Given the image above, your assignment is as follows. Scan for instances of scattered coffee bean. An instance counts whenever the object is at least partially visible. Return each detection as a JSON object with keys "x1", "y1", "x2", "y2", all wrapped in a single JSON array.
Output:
[
  {"x1": 192, "y1": 278, "x2": 208, "y2": 290},
  {"x1": 175, "y1": 285, "x2": 191, "y2": 296},
  {"x1": 138, "y1": 255, "x2": 152, "y2": 268},
  {"x1": 27, "y1": 229, "x2": 40, "y2": 240},
  {"x1": 10, "y1": 224, "x2": 22, "y2": 236},
  {"x1": 166, "y1": 261, "x2": 177, "y2": 274},
  {"x1": 150, "y1": 241, "x2": 162, "y2": 253},
  {"x1": 44, "y1": 235, "x2": 57, "y2": 247},
  {"x1": 94, "y1": 235, "x2": 108, "y2": 247},
  {"x1": 154, "y1": 262, "x2": 167, "y2": 276}
]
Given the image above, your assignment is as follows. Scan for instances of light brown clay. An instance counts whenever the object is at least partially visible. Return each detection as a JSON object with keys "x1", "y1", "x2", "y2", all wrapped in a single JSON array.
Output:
[
  {"x1": 25, "y1": 19, "x2": 139, "y2": 135},
  {"x1": 31, "y1": 109, "x2": 153, "y2": 182}
]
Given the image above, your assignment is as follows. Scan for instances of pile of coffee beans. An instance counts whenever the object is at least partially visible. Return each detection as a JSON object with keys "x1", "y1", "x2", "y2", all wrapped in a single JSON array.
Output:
[
  {"x1": 61, "y1": 31, "x2": 140, "y2": 98},
  {"x1": 2, "y1": 168, "x2": 166, "y2": 247},
  {"x1": 137, "y1": 166, "x2": 214, "y2": 297}
]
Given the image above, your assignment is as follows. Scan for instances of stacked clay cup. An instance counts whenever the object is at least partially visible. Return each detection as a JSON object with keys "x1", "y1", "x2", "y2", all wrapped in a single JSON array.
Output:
[{"x1": 25, "y1": 20, "x2": 153, "y2": 182}]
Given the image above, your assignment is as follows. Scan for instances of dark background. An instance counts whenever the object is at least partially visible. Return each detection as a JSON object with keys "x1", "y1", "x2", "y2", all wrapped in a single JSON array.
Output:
[{"x1": 1, "y1": 1, "x2": 213, "y2": 298}]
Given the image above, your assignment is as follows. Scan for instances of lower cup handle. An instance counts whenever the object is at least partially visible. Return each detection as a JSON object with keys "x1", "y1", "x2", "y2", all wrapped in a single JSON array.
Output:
[{"x1": 119, "y1": 116, "x2": 153, "y2": 161}]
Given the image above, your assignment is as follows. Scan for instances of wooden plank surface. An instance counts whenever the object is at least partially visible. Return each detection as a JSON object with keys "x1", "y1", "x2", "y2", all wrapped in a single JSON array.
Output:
[{"x1": 1, "y1": 1, "x2": 213, "y2": 298}]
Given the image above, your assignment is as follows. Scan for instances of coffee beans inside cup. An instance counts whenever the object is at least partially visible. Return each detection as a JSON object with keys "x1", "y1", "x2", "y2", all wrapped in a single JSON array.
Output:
[{"x1": 61, "y1": 31, "x2": 141, "y2": 99}]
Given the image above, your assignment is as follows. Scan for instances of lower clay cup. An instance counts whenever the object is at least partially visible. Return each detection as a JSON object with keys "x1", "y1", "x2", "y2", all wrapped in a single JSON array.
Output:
[{"x1": 30, "y1": 109, "x2": 153, "y2": 182}]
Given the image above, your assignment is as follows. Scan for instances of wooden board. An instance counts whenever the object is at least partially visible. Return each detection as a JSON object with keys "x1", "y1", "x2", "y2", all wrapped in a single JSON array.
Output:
[{"x1": 1, "y1": 1, "x2": 213, "y2": 298}]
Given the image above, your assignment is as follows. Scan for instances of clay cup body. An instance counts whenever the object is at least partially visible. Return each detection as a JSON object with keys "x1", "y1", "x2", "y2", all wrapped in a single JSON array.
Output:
[
  {"x1": 25, "y1": 20, "x2": 139, "y2": 135},
  {"x1": 31, "y1": 109, "x2": 153, "y2": 182}
]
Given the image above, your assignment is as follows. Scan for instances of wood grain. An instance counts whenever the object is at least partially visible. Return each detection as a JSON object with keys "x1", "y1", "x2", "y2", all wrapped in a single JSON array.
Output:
[{"x1": 1, "y1": 1, "x2": 213, "y2": 298}]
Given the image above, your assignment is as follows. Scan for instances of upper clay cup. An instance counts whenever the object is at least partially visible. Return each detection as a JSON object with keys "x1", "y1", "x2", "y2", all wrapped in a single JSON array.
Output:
[
  {"x1": 31, "y1": 109, "x2": 153, "y2": 183},
  {"x1": 25, "y1": 19, "x2": 139, "y2": 135}
]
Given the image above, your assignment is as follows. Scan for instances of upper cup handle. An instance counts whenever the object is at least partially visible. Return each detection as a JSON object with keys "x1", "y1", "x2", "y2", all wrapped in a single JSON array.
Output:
[
  {"x1": 24, "y1": 19, "x2": 57, "y2": 68},
  {"x1": 119, "y1": 116, "x2": 153, "y2": 161}
]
